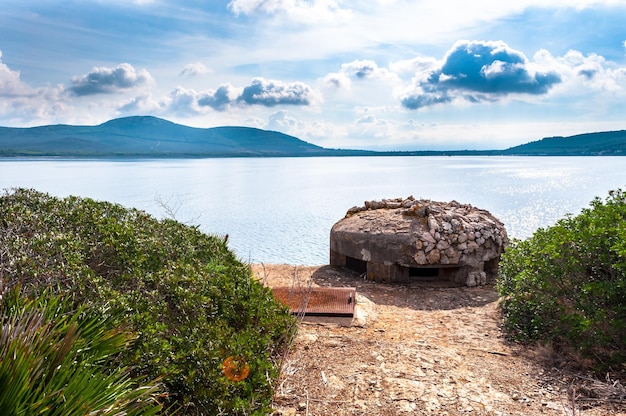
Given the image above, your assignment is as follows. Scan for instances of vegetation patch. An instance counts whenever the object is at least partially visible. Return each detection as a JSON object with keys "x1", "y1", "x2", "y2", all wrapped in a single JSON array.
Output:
[
  {"x1": 498, "y1": 189, "x2": 626, "y2": 373},
  {"x1": 0, "y1": 286, "x2": 164, "y2": 415},
  {"x1": 0, "y1": 188, "x2": 295, "y2": 415}
]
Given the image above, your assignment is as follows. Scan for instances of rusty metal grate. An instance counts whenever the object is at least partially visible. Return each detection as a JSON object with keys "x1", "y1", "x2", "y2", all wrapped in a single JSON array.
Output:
[{"x1": 271, "y1": 287, "x2": 356, "y2": 317}]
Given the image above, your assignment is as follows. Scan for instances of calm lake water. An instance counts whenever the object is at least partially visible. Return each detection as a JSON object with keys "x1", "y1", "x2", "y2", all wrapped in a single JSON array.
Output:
[{"x1": 1, "y1": 156, "x2": 624, "y2": 265}]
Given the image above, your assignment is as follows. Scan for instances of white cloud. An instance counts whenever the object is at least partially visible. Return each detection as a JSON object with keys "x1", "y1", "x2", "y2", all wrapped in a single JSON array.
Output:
[
  {"x1": 0, "y1": 50, "x2": 29, "y2": 97},
  {"x1": 321, "y1": 60, "x2": 400, "y2": 97},
  {"x1": 0, "y1": 50, "x2": 73, "y2": 126},
  {"x1": 532, "y1": 49, "x2": 626, "y2": 96},
  {"x1": 392, "y1": 41, "x2": 626, "y2": 117},
  {"x1": 0, "y1": 84, "x2": 69, "y2": 127},
  {"x1": 197, "y1": 84, "x2": 240, "y2": 111},
  {"x1": 165, "y1": 86, "x2": 206, "y2": 115},
  {"x1": 69, "y1": 63, "x2": 154, "y2": 96},
  {"x1": 400, "y1": 40, "x2": 562, "y2": 109},
  {"x1": 117, "y1": 93, "x2": 165, "y2": 115},
  {"x1": 321, "y1": 72, "x2": 351, "y2": 90},
  {"x1": 351, "y1": 113, "x2": 392, "y2": 142},
  {"x1": 296, "y1": 119, "x2": 346, "y2": 147},
  {"x1": 228, "y1": 0, "x2": 351, "y2": 23},
  {"x1": 267, "y1": 110, "x2": 297, "y2": 131},
  {"x1": 179, "y1": 62, "x2": 212, "y2": 77},
  {"x1": 390, "y1": 56, "x2": 440, "y2": 78},
  {"x1": 339, "y1": 60, "x2": 397, "y2": 81},
  {"x1": 239, "y1": 78, "x2": 322, "y2": 107},
  {"x1": 150, "y1": 78, "x2": 321, "y2": 117},
  {"x1": 252, "y1": 110, "x2": 346, "y2": 148}
]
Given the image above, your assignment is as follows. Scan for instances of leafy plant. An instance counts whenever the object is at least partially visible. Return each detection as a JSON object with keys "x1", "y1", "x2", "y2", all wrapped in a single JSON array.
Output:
[
  {"x1": 498, "y1": 189, "x2": 626, "y2": 372},
  {"x1": 0, "y1": 188, "x2": 295, "y2": 415},
  {"x1": 0, "y1": 286, "x2": 164, "y2": 415}
]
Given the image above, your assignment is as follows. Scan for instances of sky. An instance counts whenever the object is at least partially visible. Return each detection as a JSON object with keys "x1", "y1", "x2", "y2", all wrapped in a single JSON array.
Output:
[{"x1": 1, "y1": 1, "x2": 626, "y2": 150}]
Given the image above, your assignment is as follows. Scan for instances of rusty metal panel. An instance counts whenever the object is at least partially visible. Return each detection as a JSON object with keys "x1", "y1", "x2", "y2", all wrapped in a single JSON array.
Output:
[{"x1": 271, "y1": 287, "x2": 356, "y2": 317}]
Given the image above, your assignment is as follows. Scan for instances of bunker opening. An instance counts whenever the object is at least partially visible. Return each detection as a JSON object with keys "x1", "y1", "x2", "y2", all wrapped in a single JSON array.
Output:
[
  {"x1": 409, "y1": 266, "x2": 440, "y2": 280},
  {"x1": 344, "y1": 255, "x2": 367, "y2": 274}
]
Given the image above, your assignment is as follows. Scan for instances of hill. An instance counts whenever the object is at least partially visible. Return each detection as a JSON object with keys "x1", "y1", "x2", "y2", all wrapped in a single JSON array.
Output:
[
  {"x1": 501, "y1": 129, "x2": 626, "y2": 155},
  {"x1": 0, "y1": 116, "x2": 364, "y2": 157},
  {"x1": 0, "y1": 116, "x2": 625, "y2": 157}
]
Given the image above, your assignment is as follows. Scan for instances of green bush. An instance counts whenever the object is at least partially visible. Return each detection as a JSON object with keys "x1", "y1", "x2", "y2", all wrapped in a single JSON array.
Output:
[
  {"x1": 0, "y1": 286, "x2": 163, "y2": 415},
  {"x1": 498, "y1": 189, "x2": 626, "y2": 371},
  {"x1": 0, "y1": 188, "x2": 295, "y2": 415}
]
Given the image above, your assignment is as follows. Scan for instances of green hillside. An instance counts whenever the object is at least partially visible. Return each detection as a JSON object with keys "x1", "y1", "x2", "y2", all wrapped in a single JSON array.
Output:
[
  {"x1": 0, "y1": 116, "x2": 334, "y2": 157},
  {"x1": 502, "y1": 130, "x2": 626, "y2": 155},
  {"x1": 0, "y1": 116, "x2": 625, "y2": 157}
]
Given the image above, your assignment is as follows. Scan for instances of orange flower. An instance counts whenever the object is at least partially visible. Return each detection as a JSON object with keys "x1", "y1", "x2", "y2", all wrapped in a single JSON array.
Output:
[{"x1": 222, "y1": 356, "x2": 250, "y2": 382}]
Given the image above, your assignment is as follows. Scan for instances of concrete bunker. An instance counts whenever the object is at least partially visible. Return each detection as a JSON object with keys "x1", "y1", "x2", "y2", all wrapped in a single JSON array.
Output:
[{"x1": 330, "y1": 197, "x2": 509, "y2": 286}]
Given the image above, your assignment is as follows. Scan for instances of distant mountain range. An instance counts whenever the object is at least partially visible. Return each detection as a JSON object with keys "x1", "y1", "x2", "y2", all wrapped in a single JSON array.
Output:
[{"x1": 0, "y1": 116, "x2": 624, "y2": 157}]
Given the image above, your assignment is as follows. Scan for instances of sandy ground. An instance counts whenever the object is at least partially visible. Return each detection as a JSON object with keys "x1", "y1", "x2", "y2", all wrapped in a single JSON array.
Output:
[{"x1": 251, "y1": 264, "x2": 626, "y2": 416}]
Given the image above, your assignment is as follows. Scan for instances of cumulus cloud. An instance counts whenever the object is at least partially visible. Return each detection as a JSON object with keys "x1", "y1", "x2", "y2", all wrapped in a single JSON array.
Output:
[
  {"x1": 69, "y1": 63, "x2": 154, "y2": 96},
  {"x1": 239, "y1": 78, "x2": 320, "y2": 106},
  {"x1": 389, "y1": 56, "x2": 439, "y2": 77},
  {"x1": 117, "y1": 93, "x2": 164, "y2": 114},
  {"x1": 350, "y1": 112, "x2": 393, "y2": 144},
  {"x1": 341, "y1": 61, "x2": 377, "y2": 79},
  {"x1": 156, "y1": 78, "x2": 319, "y2": 115},
  {"x1": 341, "y1": 60, "x2": 394, "y2": 79},
  {"x1": 322, "y1": 72, "x2": 351, "y2": 89},
  {"x1": 401, "y1": 92, "x2": 453, "y2": 109},
  {"x1": 166, "y1": 86, "x2": 205, "y2": 115},
  {"x1": 227, "y1": 0, "x2": 351, "y2": 23},
  {"x1": 323, "y1": 59, "x2": 397, "y2": 90},
  {"x1": 0, "y1": 50, "x2": 71, "y2": 125},
  {"x1": 0, "y1": 50, "x2": 29, "y2": 97},
  {"x1": 538, "y1": 49, "x2": 626, "y2": 95},
  {"x1": 401, "y1": 40, "x2": 562, "y2": 109},
  {"x1": 179, "y1": 62, "x2": 212, "y2": 77},
  {"x1": 267, "y1": 110, "x2": 298, "y2": 131},
  {"x1": 263, "y1": 110, "x2": 341, "y2": 147},
  {"x1": 0, "y1": 84, "x2": 69, "y2": 126},
  {"x1": 197, "y1": 84, "x2": 239, "y2": 111}
]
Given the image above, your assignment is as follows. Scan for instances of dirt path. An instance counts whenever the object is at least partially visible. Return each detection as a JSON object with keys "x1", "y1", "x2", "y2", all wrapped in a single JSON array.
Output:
[{"x1": 252, "y1": 264, "x2": 625, "y2": 416}]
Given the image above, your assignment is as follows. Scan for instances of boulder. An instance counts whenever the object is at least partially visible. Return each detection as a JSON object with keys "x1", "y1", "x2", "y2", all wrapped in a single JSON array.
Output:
[{"x1": 330, "y1": 197, "x2": 508, "y2": 285}]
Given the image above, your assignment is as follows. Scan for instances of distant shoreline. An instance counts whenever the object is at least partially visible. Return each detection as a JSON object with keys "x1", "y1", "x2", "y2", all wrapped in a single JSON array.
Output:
[
  {"x1": 1, "y1": 153, "x2": 624, "y2": 159},
  {"x1": 1, "y1": 116, "x2": 625, "y2": 157}
]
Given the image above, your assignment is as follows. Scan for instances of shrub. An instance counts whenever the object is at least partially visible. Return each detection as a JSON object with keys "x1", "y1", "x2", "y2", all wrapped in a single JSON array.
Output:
[
  {"x1": 0, "y1": 188, "x2": 295, "y2": 415},
  {"x1": 0, "y1": 286, "x2": 163, "y2": 415},
  {"x1": 498, "y1": 189, "x2": 626, "y2": 372}
]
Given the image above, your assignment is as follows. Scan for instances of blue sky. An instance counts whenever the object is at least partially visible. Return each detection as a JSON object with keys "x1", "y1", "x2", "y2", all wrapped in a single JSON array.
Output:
[{"x1": 1, "y1": 1, "x2": 626, "y2": 150}]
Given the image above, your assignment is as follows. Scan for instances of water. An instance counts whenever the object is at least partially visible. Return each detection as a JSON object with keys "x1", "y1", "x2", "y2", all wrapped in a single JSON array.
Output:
[{"x1": 1, "y1": 156, "x2": 624, "y2": 265}]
